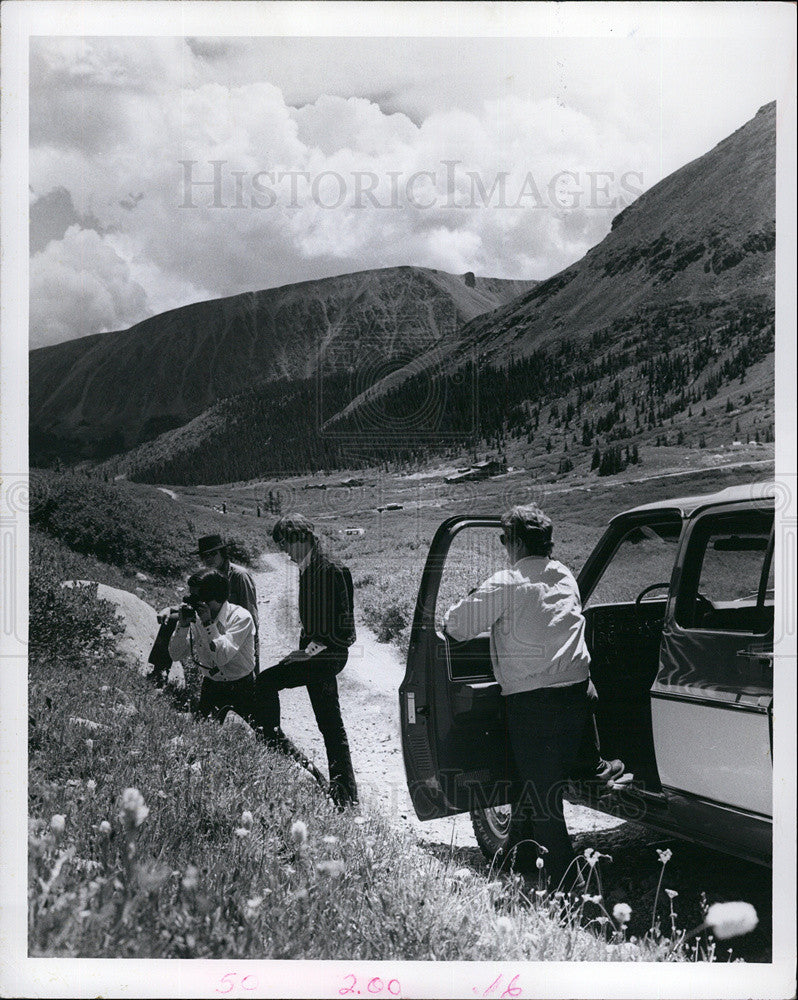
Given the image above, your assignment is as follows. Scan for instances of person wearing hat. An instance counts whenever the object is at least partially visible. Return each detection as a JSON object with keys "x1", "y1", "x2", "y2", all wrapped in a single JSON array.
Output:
[
  {"x1": 197, "y1": 535, "x2": 260, "y2": 674},
  {"x1": 443, "y1": 503, "x2": 623, "y2": 892}
]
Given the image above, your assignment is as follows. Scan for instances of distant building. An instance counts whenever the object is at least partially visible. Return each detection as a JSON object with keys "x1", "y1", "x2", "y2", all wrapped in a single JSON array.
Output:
[{"x1": 445, "y1": 459, "x2": 507, "y2": 483}]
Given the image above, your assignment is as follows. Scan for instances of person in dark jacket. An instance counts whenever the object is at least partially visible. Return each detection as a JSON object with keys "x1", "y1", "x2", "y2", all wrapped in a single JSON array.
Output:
[
  {"x1": 252, "y1": 514, "x2": 358, "y2": 808},
  {"x1": 198, "y1": 534, "x2": 260, "y2": 674}
]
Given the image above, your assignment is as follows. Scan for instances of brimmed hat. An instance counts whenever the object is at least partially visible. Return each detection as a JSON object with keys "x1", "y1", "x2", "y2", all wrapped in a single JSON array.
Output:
[{"x1": 197, "y1": 534, "x2": 227, "y2": 557}]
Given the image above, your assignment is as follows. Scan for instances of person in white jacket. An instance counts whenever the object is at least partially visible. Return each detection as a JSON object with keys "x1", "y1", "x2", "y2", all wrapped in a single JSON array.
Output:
[
  {"x1": 444, "y1": 503, "x2": 593, "y2": 890},
  {"x1": 168, "y1": 568, "x2": 255, "y2": 722}
]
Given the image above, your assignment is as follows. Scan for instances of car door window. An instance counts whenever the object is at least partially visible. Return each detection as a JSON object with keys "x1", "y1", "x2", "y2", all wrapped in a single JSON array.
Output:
[
  {"x1": 584, "y1": 521, "x2": 682, "y2": 608},
  {"x1": 675, "y1": 510, "x2": 774, "y2": 633},
  {"x1": 435, "y1": 525, "x2": 505, "y2": 631}
]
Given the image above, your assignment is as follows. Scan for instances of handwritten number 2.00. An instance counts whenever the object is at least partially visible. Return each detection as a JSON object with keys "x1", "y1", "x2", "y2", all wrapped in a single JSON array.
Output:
[{"x1": 339, "y1": 975, "x2": 401, "y2": 996}]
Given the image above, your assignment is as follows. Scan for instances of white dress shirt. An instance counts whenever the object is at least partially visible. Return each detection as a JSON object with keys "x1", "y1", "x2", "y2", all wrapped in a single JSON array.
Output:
[
  {"x1": 443, "y1": 556, "x2": 591, "y2": 696},
  {"x1": 168, "y1": 601, "x2": 255, "y2": 682}
]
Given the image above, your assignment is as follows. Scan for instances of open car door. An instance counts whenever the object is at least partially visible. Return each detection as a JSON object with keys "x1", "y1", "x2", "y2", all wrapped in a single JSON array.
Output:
[{"x1": 400, "y1": 516, "x2": 515, "y2": 820}]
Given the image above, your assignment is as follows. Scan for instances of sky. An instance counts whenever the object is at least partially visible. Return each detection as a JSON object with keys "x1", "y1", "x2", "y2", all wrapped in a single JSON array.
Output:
[{"x1": 28, "y1": 21, "x2": 792, "y2": 348}]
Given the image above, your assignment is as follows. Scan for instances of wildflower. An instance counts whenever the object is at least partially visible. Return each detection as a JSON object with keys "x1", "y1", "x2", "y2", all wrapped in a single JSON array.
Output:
[
  {"x1": 99, "y1": 820, "x2": 112, "y2": 836},
  {"x1": 582, "y1": 893, "x2": 602, "y2": 904},
  {"x1": 316, "y1": 859, "x2": 344, "y2": 878},
  {"x1": 613, "y1": 903, "x2": 632, "y2": 924},
  {"x1": 244, "y1": 896, "x2": 263, "y2": 917},
  {"x1": 241, "y1": 810, "x2": 254, "y2": 829},
  {"x1": 583, "y1": 847, "x2": 599, "y2": 867},
  {"x1": 234, "y1": 827, "x2": 250, "y2": 839},
  {"x1": 353, "y1": 816, "x2": 366, "y2": 826},
  {"x1": 495, "y1": 916, "x2": 513, "y2": 937},
  {"x1": 189, "y1": 761, "x2": 202, "y2": 775},
  {"x1": 705, "y1": 902, "x2": 758, "y2": 940},
  {"x1": 86, "y1": 779, "x2": 96, "y2": 793},
  {"x1": 453, "y1": 867, "x2": 472, "y2": 880},
  {"x1": 290, "y1": 820, "x2": 308, "y2": 847},
  {"x1": 181, "y1": 865, "x2": 199, "y2": 891},
  {"x1": 85, "y1": 739, "x2": 94, "y2": 753},
  {"x1": 119, "y1": 787, "x2": 149, "y2": 828},
  {"x1": 656, "y1": 848, "x2": 673, "y2": 864},
  {"x1": 322, "y1": 835, "x2": 339, "y2": 845},
  {"x1": 665, "y1": 889, "x2": 678, "y2": 899},
  {"x1": 157, "y1": 790, "x2": 167, "y2": 799},
  {"x1": 50, "y1": 814, "x2": 66, "y2": 835},
  {"x1": 536, "y1": 857, "x2": 545, "y2": 870}
]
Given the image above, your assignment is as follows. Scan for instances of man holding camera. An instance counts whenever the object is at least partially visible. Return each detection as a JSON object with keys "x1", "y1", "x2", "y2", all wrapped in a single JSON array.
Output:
[{"x1": 167, "y1": 567, "x2": 256, "y2": 722}]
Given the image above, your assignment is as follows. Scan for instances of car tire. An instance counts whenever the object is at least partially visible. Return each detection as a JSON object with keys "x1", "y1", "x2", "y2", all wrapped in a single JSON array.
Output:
[{"x1": 471, "y1": 805, "x2": 539, "y2": 871}]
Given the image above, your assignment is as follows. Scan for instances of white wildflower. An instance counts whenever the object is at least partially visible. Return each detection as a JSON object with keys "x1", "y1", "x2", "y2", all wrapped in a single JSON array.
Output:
[
  {"x1": 316, "y1": 859, "x2": 344, "y2": 878},
  {"x1": 613, "y1": 902, "x2": 632, "y2": 924},
  {"x1": 85, "y1": 739, "x2": 94, "y2": 752},
  {"x1": 181, "y1": 865, "x2": 198, "y2": 891},
  {"x1": 495, "y1": 916, "x2": 513, "y2": 937},
  {"x1": 353, "y1": 815, "x2": 366, "y2": 826},
  {"x1": 99, "y1": 820, "x2": 112, "y2": 836},
  {"x1": 665, "y1": 888, "x2": 678, "y2": 899},
  {"x1": 234, "y1": 827, "x2": 250, "y2": 839},
  {"x1": 656, "y1": 848, "x2": 673, "y2": 864},
  {"x1": 536, "y1": 857, "x2": 545, "y2": 870},
  {"x1": 322, "y1": 835, "x2": 339, "y2": 845},
  {"x1": 453, "y1": 867, "x2": 472, "y2": 880},
  {"x1": 583, "y1": 847, "x2": 599, "y2": 867},
  {"x1": 241, "y1": 810, "x2": 254, "y2": 829},
  {"x1": 119, "y1": 787, "x2": 149, "y2": 828},
  {"x1": 290, "y1": 820, "x2": 308, "y2": 847},
  {"x1": 705, "y1": 902, "x2": 758, "y2": 940},
  {"x1": 50, "y1": 814, "x2": 66, "y2": 835},
  {"x1": 86, "y1": 779, "x2": 96, "y2": 793}
]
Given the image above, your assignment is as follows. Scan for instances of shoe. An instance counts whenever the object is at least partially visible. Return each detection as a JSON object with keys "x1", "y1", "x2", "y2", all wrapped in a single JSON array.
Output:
[{"x1": 594, "y1": 758, "x2": 625, "y2": 783}]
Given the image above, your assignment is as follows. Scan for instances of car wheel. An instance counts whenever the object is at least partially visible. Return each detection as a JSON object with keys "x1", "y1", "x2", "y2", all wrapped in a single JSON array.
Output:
[{"x1": 471, "y1": 805, "x2": 538, "y2": 871}]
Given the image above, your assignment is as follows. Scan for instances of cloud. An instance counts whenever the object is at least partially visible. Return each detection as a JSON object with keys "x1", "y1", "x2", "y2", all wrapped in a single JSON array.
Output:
[
  {"x1": 30, "y1": 226, "x2": 150, "y2": 346},
  {"x1": 28, "y1": 35, "x2": 786, "y2": 345}
]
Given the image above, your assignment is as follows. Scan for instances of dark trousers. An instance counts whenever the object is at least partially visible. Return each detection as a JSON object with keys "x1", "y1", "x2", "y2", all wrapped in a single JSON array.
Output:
[
  {"x1": 198, "y1": 673, "x2": 255, "y2": 723},
  {"x1": 253, "y1": 655, "x2": 358, "y2": 807},
  {"x1": 506, "y1": 679, "x2": 590, "y2": 890}
]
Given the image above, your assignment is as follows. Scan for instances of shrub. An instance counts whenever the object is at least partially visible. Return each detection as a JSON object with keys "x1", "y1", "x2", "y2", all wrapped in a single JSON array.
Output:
[
  {"x1": 29, "y1": 531, "x2": 120, "y2": 665},
  {"x1": 30, "y1": 470, "x2": 194, "y2": 577}
]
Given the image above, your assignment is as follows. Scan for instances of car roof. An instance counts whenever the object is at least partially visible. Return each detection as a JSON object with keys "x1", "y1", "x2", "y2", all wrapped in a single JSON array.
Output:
[{"x1": 611, "y1": 481, "x2": 775, "y2": 522}]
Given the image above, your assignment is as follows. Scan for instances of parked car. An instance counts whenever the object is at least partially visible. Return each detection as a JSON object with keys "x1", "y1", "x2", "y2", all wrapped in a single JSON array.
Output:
[{"x1": 400, "y1": 482, "x2": 775, "y2": 866}]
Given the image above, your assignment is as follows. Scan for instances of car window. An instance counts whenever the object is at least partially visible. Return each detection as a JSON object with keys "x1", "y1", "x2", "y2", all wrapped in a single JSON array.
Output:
[
  {"x1": 436, "y1": 525, "x2": 504, "y2": 631},
  {"x1": 676, "y1": 510, "x2": 774, "y2": 633},
  {"x1": 584, "y1": 520, "x2": 682, "y2": 608}
]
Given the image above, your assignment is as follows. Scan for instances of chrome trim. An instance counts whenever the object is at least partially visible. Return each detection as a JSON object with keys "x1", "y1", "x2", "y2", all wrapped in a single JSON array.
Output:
[{"x1": 651, "y1": 688, "x2": 770, "y2": 714}]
